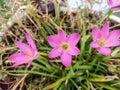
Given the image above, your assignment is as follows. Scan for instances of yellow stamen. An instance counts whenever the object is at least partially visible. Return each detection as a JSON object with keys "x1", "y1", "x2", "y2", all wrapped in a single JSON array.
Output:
[
  {"x1": 60, "y1": 43, "x2": 69, "y2": 51},
  {"x1": 97, "y1": 36, "x2": 109, "y2": 47},
  {"x1": 98, "y1": 41, "x2": 105, "y2": 47}
]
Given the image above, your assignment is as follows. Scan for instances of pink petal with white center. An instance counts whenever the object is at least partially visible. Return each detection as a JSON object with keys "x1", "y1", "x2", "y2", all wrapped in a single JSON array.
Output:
[
  {"x1": 96, "y1": 47, "x2": 111, "y2": 56},
  {"x1": 101, "y1": 23, "x2": 109, "y2": 37},
  {"x1": 58, "y1": 30, "x2": 66, "y2": 41},
  {"x1": 67, "y1": 33, "x2": 80, "y2": 46},
  {"x1": 26, "y1": 33, "x2": 37, "y2": 51},
  {"x1": 61, "y1": 52, "x2": 72, "y2": 67},
  {"x1": 47, "y1": 35, "x2": 60, "y2": 48},
  {"x1": 48, "y1": 47, "x2": 61, "y2": 58},
  {"x1": 15, "y1": 41, "x2": 33, "y2": 56},
  {"x1": 92, "y1": 27, "x2": 101, "y2": 41},
  {"x1": 90, "y1": 41, "x2": 99, "y2": 48},
  {"x1": 68, "y1": 46, "x2": 80, "y2": 55}
]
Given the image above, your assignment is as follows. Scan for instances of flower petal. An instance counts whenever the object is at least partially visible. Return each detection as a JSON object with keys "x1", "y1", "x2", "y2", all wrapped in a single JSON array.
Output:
[
  {"x1": 90, "y1": 41, "x2": 99, "y2": 48},
  {"x1": 15, "y1": 40, "x2": 33, "y2": 55},
  {"x1": 9, "y1": 54, "x2": 32, "y2": 67},
  {"x1": 47, "y1": 35, "x2": 60, "y2": 48},
  {"x1": 61, "y1": 52, "x2": 72, "y2": 67},
  {"x1": 96, "y1": 47, "x2": 111, "y2": 56},
  {"x1": 107, "y1": 0, "x2": 113, "y2": 8},
  {"x1": 101, "y1": 23, "x2": 109, "y2": 37},
  {"x1": 68, "y1": 46, "x2": 80, "y2": 55},
  {"x1": 107, "y1": 0, "x2": 120, "y2": 9},
  {"x1": 105, "y1": 30, "x2": 120, "y2": 47},
  {"x1": 58, "y1": 30, "x2": 66, "y2": 41},
  {"x1": 47, "y1": 30, "x2": 67, "y2": 47},
  {"x1": 9, "y1": 52, "x2": 22, "y2": 61},
  {"x1": 48, "y1": 48, "x2": 61, "y2": 58},
  {"x1": 25, "y1": 33, "x2": 37, "y2": 51},
  {"x1": 105, "y1": 41, "x2": 120, "y2": 47},
  {"x1": 112, "y1": 5, "x2": 120, "y2": 9},
  {"x1": 67, "y1": 33, "x2": 80, "y2": 46},
  {"x1": 108, "y1": 30, "x2": 120, "y2": 41},
  {"x1": 92, "y1": 26, "x2": 101, "y2": 41}
]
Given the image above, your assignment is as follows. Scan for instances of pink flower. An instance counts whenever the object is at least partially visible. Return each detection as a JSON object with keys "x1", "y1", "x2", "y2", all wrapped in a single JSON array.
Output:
[
  {"x1": 90, "y1": 23, "x2": 120, "y2": 56},
  {"x1": 47, "y1": 30, "x2": 80, "y2": 67},
  {"x1": 9, "y1": 33, "x2": 38, "y2": 68},
  {"x1": 107, "y1": 0, "x2": 120, "y2": 9}
]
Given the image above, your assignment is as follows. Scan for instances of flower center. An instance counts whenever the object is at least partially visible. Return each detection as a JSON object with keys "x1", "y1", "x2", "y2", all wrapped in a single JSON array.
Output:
[
  {"x1": 27, "y1": 55, "x2": 33, "y2": 59},
  {"x1": 61, "y1": 44, "x2": 69, "y2": 50},
  {"x1": 97, "y1": 37, "x2": 109, "y2": 47},
  {"x1": 26, "y1": 50, "x2": 33, "y2": 59},
  {"x1": 98, "y1": 41, "x2": 105, "y2": 47}
]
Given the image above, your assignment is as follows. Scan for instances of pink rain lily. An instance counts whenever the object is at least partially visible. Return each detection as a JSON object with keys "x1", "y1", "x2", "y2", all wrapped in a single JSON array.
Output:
[
  {"x1": 9, "y1": 33, "x2": 38, "y2": 67},
  {"x1": 47, "y1": 30, "x2": 80, "y2": 67},
  {"x1": 107, "y1": 0, "x2": 120, "y2": 9},
  {"x1": 90, "y1": 23, "x2": 120, "y2": 56}
]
